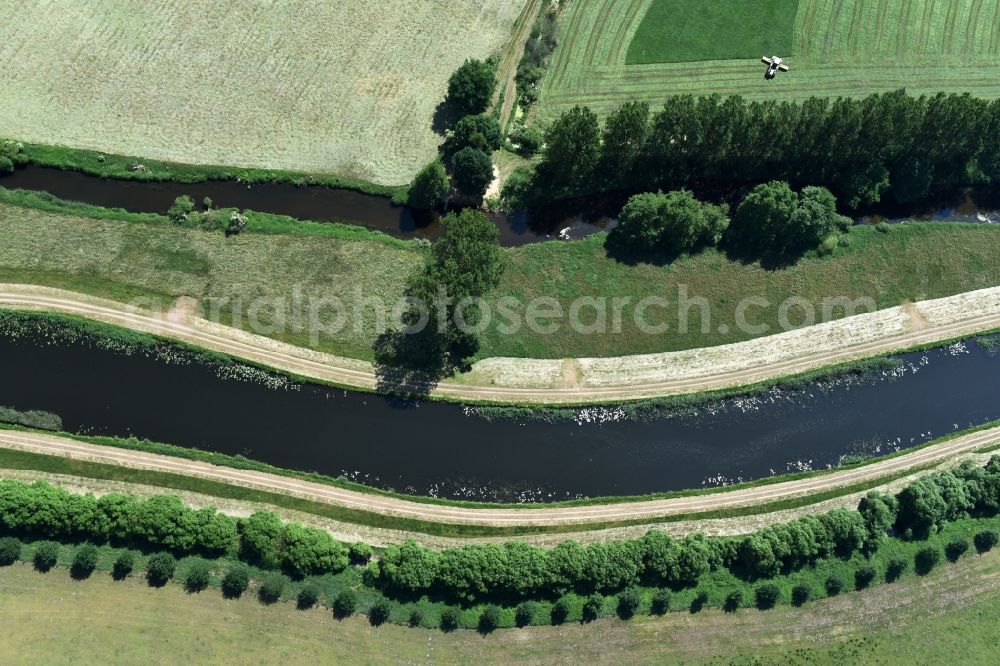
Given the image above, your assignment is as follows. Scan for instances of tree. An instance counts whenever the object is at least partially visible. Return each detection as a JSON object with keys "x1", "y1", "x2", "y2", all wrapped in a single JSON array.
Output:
[
  {"x1": 945, "y1": 538, "x2": 969, "y2": 562},
  {"x1": 451, "y1": 147, "x2": 493, "y2": 201},
  {"x1": 723, "y1": 590, "x2": 743, "y2": 613},
  {"x1": 283, "y1": 523, "x2": 349, "y2": 577},
  {"x1": 915, "y1": 546, "x2": 941, "y2": 575},
  {"x1": 240, "y1": 511, "x2": 284, "y2": 569},
  {"x1": 369, "y1": 597, "x2": 392, "y2": 626},
  {"x1": 854, "y1": 565, "x2": 876, "y2": 590},
  {"x1": 444, "y1": 114, "x2": 503, "y2": 156},
  {"x1": 439, "y1": 607, "x2": 459, "y2": 631},
  {"x1": 582, "y1": 593, "x2": 603, "y2": 622},
  {"x1": 447, "y1": 59, "x2": 496, "y2": 116},
  {"x1": 0, "y1": 536, "x2": 21, "y2": 565},
  {"x1": 551, "y1": 596, "x2": 571, "y2": 625},
  {"x1": 858, "y1": 492, "x2": 898, "y2": 552},
  {"x1": 332, "y1": 589, "x2": 357, "y2": 619},
  {"x1": 885, "y1": 557, "x2": 908, "y2": 582},
  {"x1": 221, "y1": 563, "x2": 250, "y2": 598},
  {"x1": 974, "y1": 529, "x2": 999, "y2": 554},
  {"x1": 824, "y1": 575, "x2": 845, "y2": 596},
  {"x1": 69, "y1": 543, "x2": 99, "y2": 579},
  {"x1": 613, "y1": 190, "x2": 728, "y2": 257},
  {"x1": 297, "y1": 582, "x2": 320, "y2": 609},
  {"x1": 791, "y1": 584, "x2": 811, "y2": 606},
  {"x1": 600, "y1": 101, "x2": 650, "y2": 187},
  {"x1": 616, "y1": 587, "x2": 642, "y2": 619},
  {"x1": 184, "y1": 558, "x2": 213, "y2": 592},
  {"x1": 112, "y1": 550, "x2": 136, "y2": 580},
  {"x1": 408, "y1": 161, "x2": 450, "y2": 211},
  {"x1": 33, "y1": 541, "x2": 60, "y2": 572},
  {"x1": 537, "y1": 106, "x2": 601, "y2": 194},
  {"x1": 167, "y1": 195, "x2": 196, "y2": 223},
  {"x1": 478, "y1": 604, "x2": 502, "y2": 633},
  {"x1": 650, "y1": 588, "x2": 671, "y2": 615},
  {"x1": 146, "y1": 552, "x2": 176, "y2": 587},
  {"x1": 408, "y1": 608, "x2": 424, "y2": 627},
  {"x1": 349, "y1": 542, "x2": 373, "y2": 565},
  {"x1": 257, "y1": 572, "x2": 284, "y2": 604},
  {"x1": 510, "y1": 125, "x2": 544, "y2": 157},
  {"x1": 755, "y1": 583, "x2": 780, "y2": 610},
  {"x1": 515, "y1": 601, "x2": 537, "y2": 627}
]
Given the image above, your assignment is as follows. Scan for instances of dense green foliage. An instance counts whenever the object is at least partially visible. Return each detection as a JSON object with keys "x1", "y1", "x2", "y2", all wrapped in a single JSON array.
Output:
[
  {"x1": 0, "y1": 535, "x2": 22, "y2": 565},
  {"x1": 146, "y1": 552, "x2": 176, "y2": 586},
  {"x1": 112, "y1": 550, "x2": 135, "y2": 579},
  {"x1": 447, "y1": 59, "x2": 496, "y2": 116},
  {"x1": 975, "y1": 529, "x2": 999, "y2": 553},
  {"x1": 32, "y1": 541, "x2": 59, "y2": 571},
  {"x1": 450, "y1": 147, "x2": 494, "y2": 201},
  {"x1": 0, "y1": 405, "x2": 62, "y2": 431},
  {"x1": 514, "y1": 92, "x2": 1000, "y2": 207},
  {"x1": 221, "y1": 563, "x2": 250, "y2": 598},
  {"x1": 184, "y1": 558, "x2": 212, "y2": 592},
  {"x1": 332, "y1": 589, "x2": 357, "y2": 619},
  {"x1": 407, "y1": 162, "x2": 450, "y2": 211},
  {"x1": 0, "y1": 139, "x2": 29, "y2": 174},
  {"x1": 444, "y1": 115, "x2": 503, "y2": 157},
  {"x1": 611, "y1": 189, "x2": 729, "y2": 258},
  {"x1": 258, "y1": 572, "x2": 285, "y2": 604},
  {"x1": 70, "y1": 543, "x2": 99, "y2": 579},
  {"x1": 515, "y1": 4, "x2": 559, "y2": 110}
]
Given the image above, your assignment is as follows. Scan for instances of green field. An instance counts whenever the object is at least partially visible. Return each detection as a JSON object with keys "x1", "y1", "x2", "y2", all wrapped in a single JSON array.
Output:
[
  {"x1": 1, "y1": 549, "x2": 999, "y2": 664},
  {"x1": 0, "y1": 0, "x2": 527, "y2": 186},
  {"x1": 538, "y1": 0, "x2": 1000, "y2": 122},
  {"x1": 626, "y1": 0, "x2": 799, "y2": 64},
  {"x1": 5, "y1": 194, "x2": 1000, "y2": 361}
]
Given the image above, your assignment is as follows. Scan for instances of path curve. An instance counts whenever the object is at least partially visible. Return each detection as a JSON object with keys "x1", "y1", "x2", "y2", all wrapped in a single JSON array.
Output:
[
  {"x1": 1, "y1": 428, "x2": 998, "y2": 528},
  {"x1": 2, "y1": 284, "x2": 1000, "y2": 405}
]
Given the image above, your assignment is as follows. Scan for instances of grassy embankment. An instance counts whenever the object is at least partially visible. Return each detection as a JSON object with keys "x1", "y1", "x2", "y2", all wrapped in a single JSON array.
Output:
[
  {"x1": 1, "y1": 535, "x2": 999, "y2": 662},
  {"x1": 4, "y1": 189, "x2": 1000, "y2": 362},
  {"x1": 537, "y1": 0, "x2": 1000, "y2": 123}
]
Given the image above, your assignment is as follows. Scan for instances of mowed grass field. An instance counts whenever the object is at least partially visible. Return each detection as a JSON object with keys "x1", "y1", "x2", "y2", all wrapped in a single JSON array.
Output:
[
  {"x1": 0, "y1": 0, "x2": 528, "y2": 186},
  {"x1": 5, "y1": 198, "x2": 1000, "y2": 361},
  {"x1": 537, "y1": 0, "x2": 1000, "y2": 122},
  {"x1": 1, "y1": 550, "x2": 1000, "y2": 664}
]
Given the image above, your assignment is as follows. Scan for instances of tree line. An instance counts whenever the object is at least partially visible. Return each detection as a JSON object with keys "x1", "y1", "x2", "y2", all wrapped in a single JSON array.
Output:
[
  {"x1": 504, "y1": 91, "x2": 1000, "y2": 209},
  {"x1": 371, "y1": 457, "x2": 1000, "y2": 601},
  {"x1": 2, "y1": 456, "x2": 999, "y2": 605}
]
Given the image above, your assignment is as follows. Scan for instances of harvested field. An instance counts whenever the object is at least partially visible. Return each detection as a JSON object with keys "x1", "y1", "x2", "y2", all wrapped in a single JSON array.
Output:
[
  {"x1": 537, "y1": 0, "x2": 1000, "y2": 122},
  {"x1": 0, "y1": 0, "x2": 528, "y2": 185}
]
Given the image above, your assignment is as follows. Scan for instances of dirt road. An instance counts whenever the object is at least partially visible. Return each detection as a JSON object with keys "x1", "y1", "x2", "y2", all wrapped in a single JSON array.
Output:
[
  {"x1": 2, "y1": 427, "x2": 997, "y2": 528},
  {"x1": 2, "y1": 284, "x2": 1000, "y2": 405}
]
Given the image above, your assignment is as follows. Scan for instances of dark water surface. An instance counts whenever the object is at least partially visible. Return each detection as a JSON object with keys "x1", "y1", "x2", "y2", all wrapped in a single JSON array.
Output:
[{"x1": 2, "y1": 334, "x2": 998, "y2": 502}]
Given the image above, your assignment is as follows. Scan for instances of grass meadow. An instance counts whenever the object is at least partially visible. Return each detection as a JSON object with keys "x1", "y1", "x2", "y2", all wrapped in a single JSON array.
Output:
[
  {"x1": 4, "y1": 196, "x2": 1000, "y2": 361},
  {"x1": 537, "y1": 0, "x2": 1000, "y2": 122},
  {"x1": 0, "y1": 0, "x2": 527, "y2": 186}
]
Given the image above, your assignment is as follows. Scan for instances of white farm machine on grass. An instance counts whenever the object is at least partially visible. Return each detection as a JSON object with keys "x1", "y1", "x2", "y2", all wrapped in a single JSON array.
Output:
[{"x1": 761, "y1": 55, "x2": 789, "y2": 79}]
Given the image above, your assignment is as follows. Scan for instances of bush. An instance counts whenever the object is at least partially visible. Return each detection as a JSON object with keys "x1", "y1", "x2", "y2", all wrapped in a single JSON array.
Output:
[
  {"x1": 875, "y1": 221, "x2": 891, "y2": 233},
  {"x1": 202, "y1": 196, "x2": 213, "y2": 210},
  {"x1": 258, "y1": 572, "x2": 285, "y2": 604},
  {"x1": 348, "y1": 541, "x2": 373, "y2": 565},
  {"x1": 915, "y1": 546, "x2": 941, "y2": 575},
  {"x1": 408, "y1": 607, "x2": 424, "y2": 628},
  {"x1": 582, "y1": 594, "x2": 603, "y2": 622},
  {"x1": 690, "y1": 590, "x2": 709, "y2": 613},
  {"x1": 791, "y1": 584, "x2": 811, "y2": 607},
  {"x1": 515, "y1": 600, "x2": 537, "y2": 627},
  {"x1": 184, "y1": 558, "x2": 213, "y2": 592},
  {"x1": 68, "y1": 543, "x2": 99, "y2": 580},
  {"x1": 0, "y1": 536, "x2": 22, "y2": 565},
  {"x1": 945, "y1": 539, "x2": 970, "y2": 562},
  {"x1": 551, "y1": 596, "x2": 571, "y2": 625},
  {"x1": 221, "y1": 563, "x2": 250, "y2": 598},
  {"x1": 650, "y1": 588, "x2": 671, "y2": 615},
  {"x1": 479, "y1": 604, "x2": 502, "y2": 633},
  {"x1": 617, "y1": 587, "x2": 642, "y2": 620},
  {"x1": 613, "y1": 189, "x2": 729, "y2": 257},
  {"x1": 32, "y1": 541, "x2": 60, "y2": 572},
  {"x1": 854, "y1": 565, "x2": 877, "y2": 590},
  {"x1": 511, "y1": 125, "x2": 544, "y2": 157},
  {"x1": 296, "y1": 582, "x2": 320, "y2": 609},
  {"x1": 755, "y1": 583, "x2": 780, "y2": 610},
  {"x1": 112, "y1": 550, "x2": 136, "y2": 580},
  {"x1": 974, "y1": 530, "x2": 999, "y2": 554},
  {"x1": 407, "y1": 162, "x2": 450, "y2": 211},
  {"x1": 825, "y1": 576, "x2": 845, "y2": 596},
  {"x1": 368, "y1": 597, "x2": 392, "y2": 626},
  {"x1": 146, "y1": 552, "x2": 176, "y2": 587},
  {"x1": 332, "y1": 589, "x2": 357, "y2": 619},
  {"x1": 439, "y1": 607, "x2": 459, "y2": 632},
  {"x1": 167, "y1": 195, "x2": 195, "y2": 223},
  {"x1": 885, "y1": 557, "x2": 908, "y2": 582},
  {"x1": 447, "y1": 59, "x2": 496, "y2": 116},
  {"x1": 723, "y1": 590, "x2": 743, "y2": 613}
]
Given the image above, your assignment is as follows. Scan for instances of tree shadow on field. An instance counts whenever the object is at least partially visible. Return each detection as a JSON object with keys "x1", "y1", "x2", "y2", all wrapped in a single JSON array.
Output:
[
  {"x1": 432, "y1": 100, "x2": 462, "y2": 135},
  {"x1": 373, "y1": 330, "x2": 444, "y2": 398}
]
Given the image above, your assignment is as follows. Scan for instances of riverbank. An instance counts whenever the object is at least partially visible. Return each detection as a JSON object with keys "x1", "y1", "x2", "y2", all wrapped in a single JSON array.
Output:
[{"x1": 3, "y1": 283, "x2": 1000, "y2": 405}]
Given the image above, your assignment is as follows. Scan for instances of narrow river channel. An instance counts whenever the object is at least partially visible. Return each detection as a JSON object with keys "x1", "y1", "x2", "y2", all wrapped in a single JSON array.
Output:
[{"x1": 1, "y1": 333, "x2": 998, "y2": 502}]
